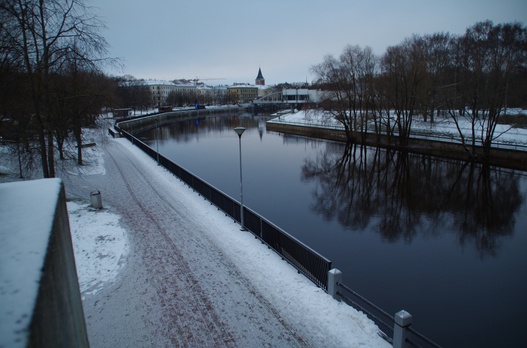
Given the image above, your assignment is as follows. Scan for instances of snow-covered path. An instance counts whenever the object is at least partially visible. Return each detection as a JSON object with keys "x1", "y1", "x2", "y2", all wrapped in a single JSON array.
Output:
[{"x1": 62, "y1": 136, "x2": 387, "y2": 347}]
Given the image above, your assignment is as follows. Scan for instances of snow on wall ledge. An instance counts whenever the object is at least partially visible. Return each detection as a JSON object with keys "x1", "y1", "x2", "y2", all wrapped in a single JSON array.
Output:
[{"x1": 0, "y1": 178, "x2": 88, "y2": 347}]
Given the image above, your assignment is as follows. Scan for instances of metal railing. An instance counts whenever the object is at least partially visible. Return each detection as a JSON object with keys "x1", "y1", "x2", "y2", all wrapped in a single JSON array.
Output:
[
  {"x1": 115, "y1": 124, "x2": 441, "y2": 346},
  {"x1": 328, "y1": 270, "x2": 442, "y2": 348},
  {"x1": 116, "y1": 127, "x2": 332, "y2": 290}
]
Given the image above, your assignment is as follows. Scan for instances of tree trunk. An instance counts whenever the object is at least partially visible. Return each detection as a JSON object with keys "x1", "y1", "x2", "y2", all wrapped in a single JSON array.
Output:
[
  {"x1": 75, "y1": 128, "x2": 83, "y2": 165},
  {"x1": 47, "y1": 130, "x2": 55, "y2": 177},
  {"x1": 38, "y1": 123, "x2": 50, "y2": 178}
]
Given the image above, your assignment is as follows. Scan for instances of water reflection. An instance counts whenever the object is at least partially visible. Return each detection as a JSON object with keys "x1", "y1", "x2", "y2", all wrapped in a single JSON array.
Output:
[
  {"x1": 138, "y1": 115, "x2": 527, "y2": 346},
  {"x1": 301, "y1": 143, "x2": 523, "y2": 256},
  {"x1": 143, "y1": 114, "x2": 262, "y2": 144}
]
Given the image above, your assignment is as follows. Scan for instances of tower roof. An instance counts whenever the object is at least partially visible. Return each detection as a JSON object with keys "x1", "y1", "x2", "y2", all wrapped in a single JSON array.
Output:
[{"x1": 256, "y1": 67, "x2": 264, "y2": 80}]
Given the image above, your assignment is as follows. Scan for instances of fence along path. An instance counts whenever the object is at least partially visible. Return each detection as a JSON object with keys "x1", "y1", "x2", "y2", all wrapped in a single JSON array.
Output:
[
  {"x1": 112, "y1": 124, "x2": 442, "y2": 347},
  {"x1": 115, "y1": 127, "x2": 332, "y2": 291}
]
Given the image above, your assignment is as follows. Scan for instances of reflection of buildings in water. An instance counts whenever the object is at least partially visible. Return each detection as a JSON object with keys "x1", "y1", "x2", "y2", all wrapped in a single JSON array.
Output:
[
  {"x1": 301, "y1": 144, "x2": 523, "y2": 256},
  {"x1": 156, "y1": 113, "x2": 273, "y2": 144},
  {"x1": 258, "y1": 119, "x2": 265, "y2": 140}
]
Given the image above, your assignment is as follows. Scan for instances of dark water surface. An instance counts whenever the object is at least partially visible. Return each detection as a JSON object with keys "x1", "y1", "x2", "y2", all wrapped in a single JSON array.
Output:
[{"x1": 140, "y1": 113, "x2": 527, "y2": 348}]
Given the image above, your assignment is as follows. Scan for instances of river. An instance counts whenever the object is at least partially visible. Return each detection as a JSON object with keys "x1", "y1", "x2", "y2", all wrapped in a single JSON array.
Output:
[{"x1": 138, "y1": 112, "x2": 527, "y2": 348}]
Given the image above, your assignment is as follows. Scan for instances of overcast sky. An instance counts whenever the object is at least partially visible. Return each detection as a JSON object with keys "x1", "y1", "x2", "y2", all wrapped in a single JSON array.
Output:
[{"x1": 90, "y1": 0, "x2": 526, "y2": 85}]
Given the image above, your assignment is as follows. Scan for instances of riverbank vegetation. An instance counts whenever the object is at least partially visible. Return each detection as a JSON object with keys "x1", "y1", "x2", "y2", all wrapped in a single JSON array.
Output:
[
  {"x1": 2, "y1": 3, "x2": 525, "y2": 180},
  {"x1": 0, "y1": 0, "x2": 116, "y2": 178},
  {"x1": 310, "y1": 21, "x2": 527, "y2": 160}
]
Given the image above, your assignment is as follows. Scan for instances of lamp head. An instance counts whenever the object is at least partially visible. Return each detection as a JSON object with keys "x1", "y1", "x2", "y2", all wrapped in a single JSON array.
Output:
[{"x1": 234, "y1": 127, "x2": 246, "y2": 137}]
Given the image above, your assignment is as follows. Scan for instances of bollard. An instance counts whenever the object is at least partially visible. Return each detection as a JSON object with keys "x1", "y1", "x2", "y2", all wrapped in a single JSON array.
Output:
[
  {"x1": 327, "y1": 268, "x2": 343, "y2": 300},
  {"x1": 393, "y1": 310, "x2": 413, "y2": 348},
  {"x1": 90, "y1": 190, "x2": 103, "y2": 209}
]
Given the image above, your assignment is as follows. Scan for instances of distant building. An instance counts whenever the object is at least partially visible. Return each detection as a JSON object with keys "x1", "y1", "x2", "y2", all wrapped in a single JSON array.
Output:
[
  {"x1": 255, "y1": 67, "x2": 265, "y2": 86},
  {"x1": 227, "y1": 84, "x2": 259, "y2": 103},
  {"x1": 120, "y1": 72, "x2": 272, "y2": 106},
  {"x1": 282, "y1": 88, "x2": 318, "y2": 103},
  {"x1": 257, "y1": 84, "x2": 272, "y2": 98},
  {"x1": 145, "y1": 80, "x2": 196, "y2": 106}
]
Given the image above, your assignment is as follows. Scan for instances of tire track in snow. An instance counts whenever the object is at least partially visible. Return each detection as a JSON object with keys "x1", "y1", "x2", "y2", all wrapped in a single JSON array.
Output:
[
  {"x1": 106, "y1": 145, "x2": 237, "y2": 347},
  {"x1": 106, "y1": 143, "x2": 309, "y2": 347}
]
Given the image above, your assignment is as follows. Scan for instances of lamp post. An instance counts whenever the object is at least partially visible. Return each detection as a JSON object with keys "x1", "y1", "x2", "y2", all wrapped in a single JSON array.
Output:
[
  {"x1": 234, "y1": 126, "x2": 246, "y2": 231},
  {"x1": 155, "y1": 118, "x2": 159, "y2": 164}
]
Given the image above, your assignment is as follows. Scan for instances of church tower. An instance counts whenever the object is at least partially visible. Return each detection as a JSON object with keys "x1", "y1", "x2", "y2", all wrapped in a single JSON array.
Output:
[{"x1": 255, "y1": 67, "x2": 265, "y2": 86}]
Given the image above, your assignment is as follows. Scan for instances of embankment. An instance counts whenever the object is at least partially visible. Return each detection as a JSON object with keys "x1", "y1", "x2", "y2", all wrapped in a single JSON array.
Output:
[
  {"x1": 266, "y1": 122, "x2": 527, "y2": 171},
  {"x1": 116, "y1": 106, "x2": 241, "y2": 134}
]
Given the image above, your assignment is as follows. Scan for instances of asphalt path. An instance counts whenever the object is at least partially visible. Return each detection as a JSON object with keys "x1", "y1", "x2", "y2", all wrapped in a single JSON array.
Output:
[
  {"x1": 60, "y1": 132, "x2": 388, "y2": 348},
  {"x1": 62, "y1": 137, "x2": 317, "y2": 347}
]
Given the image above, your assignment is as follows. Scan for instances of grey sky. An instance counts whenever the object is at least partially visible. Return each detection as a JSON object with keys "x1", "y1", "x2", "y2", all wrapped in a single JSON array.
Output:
[{"x1": 91, "y1": 0, "x2": 527, "y2": 85}]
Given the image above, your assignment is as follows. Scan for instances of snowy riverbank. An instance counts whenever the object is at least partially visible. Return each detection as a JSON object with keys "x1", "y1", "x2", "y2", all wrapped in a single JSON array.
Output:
[
  {"x1": 270, "y1": 109, "x2": 527, "y2": 149},
  {"x1": 1, "y1": 121, "x2": 389, "y2": 347}
]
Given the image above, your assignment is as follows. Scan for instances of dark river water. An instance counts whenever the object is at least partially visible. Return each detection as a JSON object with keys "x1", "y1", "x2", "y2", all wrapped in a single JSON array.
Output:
[{"x1": 139, "y1": 112, "x2": 527, "y2": 348}]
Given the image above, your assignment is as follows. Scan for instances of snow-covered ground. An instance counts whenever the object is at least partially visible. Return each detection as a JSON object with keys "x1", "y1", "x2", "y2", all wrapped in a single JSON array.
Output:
[
  {"x1": 270, "y1": 109, "x2": 527, "y2": 149},
  {"x1": 67, "y1": 201, "x2": 129, "y2": 297},
  {"x1": 5, "y1": 107, "x2": 523, "y2": 346},
  {"x1": 0, "y1": 120, "x2": 389, "y2": 347}
]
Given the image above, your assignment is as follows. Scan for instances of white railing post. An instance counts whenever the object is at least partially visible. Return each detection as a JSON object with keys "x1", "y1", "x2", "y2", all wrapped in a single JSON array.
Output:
[
  {"x1": 327, "y1": 268, "x2": 342, "y2": 300},
  {"x1": 393, "y1": 310, "x2": 413, "y2": 348}
]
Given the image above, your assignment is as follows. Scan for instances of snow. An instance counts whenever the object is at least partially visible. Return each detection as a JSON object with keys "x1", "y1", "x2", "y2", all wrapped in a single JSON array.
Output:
[
  {"x1": 2, "y1": 108, "x2": 525, "y2": 345},
  {"x1": 67, "y1": 201, "x2": 128, "y2": 296},
  {"x1": 271, "y1": 109, "x2": 527, "y2": 148},
  {"x1": 67, "y1": 135, "x2": 387, "y2": 346},
  {"x1": 0, "y1": 121, "x2": 389, "y2": 346},
  {"x1": 0, "y1": 178, "x2": 62, "y2": 348}
]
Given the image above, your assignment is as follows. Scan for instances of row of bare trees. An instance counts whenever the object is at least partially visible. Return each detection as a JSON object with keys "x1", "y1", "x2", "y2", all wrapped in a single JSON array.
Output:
[
  {"x1": 113, "y1": 75, "x2": 152, "y2": 113},
  {"x1": 311, "y1": 21, "x2": 527, "y2": 159},
  {"x1": 1, "y1": 1, "x2": 236, "y2": 179},
  {"x1": 1, "y1": 0, "x2": 113, "y2": 178}
]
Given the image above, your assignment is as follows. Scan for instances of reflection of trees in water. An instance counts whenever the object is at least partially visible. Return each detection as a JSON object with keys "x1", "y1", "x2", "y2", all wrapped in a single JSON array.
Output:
[
  {"x1": 301, "y1": 143, "x2": 523, "y2": 256},
  {"x1": 145, "y1": 114, "x2": 259, "y2": 143},
  {"x1": 447, "y1": 164, "x2": 522, "y2": 256}
]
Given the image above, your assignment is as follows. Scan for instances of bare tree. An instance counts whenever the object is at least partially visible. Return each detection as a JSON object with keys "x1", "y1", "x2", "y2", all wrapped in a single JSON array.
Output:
[
  {"x1": 115, "y1": 76, "x2": 151, "y2": 113},
  {"x1": 311, "y1": 45, "x2": 377, "y2": 143},
  {"x1": 1, "y1": 0, "x2": 109, "y2": 177},
  {"x1": 444, "y1": 21, "x2": 527, "y2": 158},
  {"x1": 421, "y1": 32, "x2": 453, "y2": 123},
  {"x1": 380, "y1": 36, "x2": 429, "y2": 146},
  {"x1": 51, "y1": 54, "x2": 111, "y2": 164}
]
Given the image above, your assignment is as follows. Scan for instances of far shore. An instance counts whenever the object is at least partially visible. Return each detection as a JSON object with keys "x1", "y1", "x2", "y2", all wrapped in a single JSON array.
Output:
[{"x1": 266, "y1": 121, "x2": 527, "y2": 171}]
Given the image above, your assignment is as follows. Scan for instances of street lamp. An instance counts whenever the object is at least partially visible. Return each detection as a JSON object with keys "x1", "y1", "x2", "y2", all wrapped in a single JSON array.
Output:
[
  {"x1": 155, "y1": 118, "x2": 159, "y2": 164},
  {"x1": 234, "y1": 126, "x2": 246, "y2": 231}
]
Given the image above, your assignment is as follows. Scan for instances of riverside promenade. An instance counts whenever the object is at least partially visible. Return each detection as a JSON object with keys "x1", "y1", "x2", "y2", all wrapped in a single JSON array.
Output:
[{"x1": 60, "y1": 130, "x2": 389, "y2": 347}]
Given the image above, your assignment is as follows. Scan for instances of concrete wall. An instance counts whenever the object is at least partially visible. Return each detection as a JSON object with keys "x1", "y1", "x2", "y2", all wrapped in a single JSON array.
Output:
[
  {"x1": 117, "y1": 106, "x2": 241, "y2": 134},
  {"x1": 27, "y1": 183, "x2": 90, "y2": 347},
  {"x1": 266, "y1": 122, "x2": 527, "y2": 170}
]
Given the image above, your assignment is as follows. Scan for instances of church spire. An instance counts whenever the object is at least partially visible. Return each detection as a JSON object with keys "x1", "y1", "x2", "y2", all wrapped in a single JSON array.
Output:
[{"x1": 255, "y1": 67, "x2": 265, "y2": 85}]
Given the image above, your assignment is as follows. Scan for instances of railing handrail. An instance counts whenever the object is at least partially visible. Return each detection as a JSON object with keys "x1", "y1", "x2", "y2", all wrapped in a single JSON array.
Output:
[
  {"x1": 115, "y1": 126, "x2": 331, "y2": 290},
  {"x1": 114, "y1": 125, "x2": 441, "y2": 347},
  {"x1": 337, "y1": 281, "x2": 394, "y2": 323},
  {"x1": 252, "y1": 212, "x2": 332, "y2": 264},
  {"x1": 336, "y1": 281, "x2": 442, "y2": 348},
  {"x1": 268, "y1": 118, "x2": 527, "y2": 152}
]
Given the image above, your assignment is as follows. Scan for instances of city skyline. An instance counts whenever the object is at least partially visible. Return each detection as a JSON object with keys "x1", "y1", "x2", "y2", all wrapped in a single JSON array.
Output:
[{"x1": 91, "y1": 0, "x2": 527, "y2": 85}]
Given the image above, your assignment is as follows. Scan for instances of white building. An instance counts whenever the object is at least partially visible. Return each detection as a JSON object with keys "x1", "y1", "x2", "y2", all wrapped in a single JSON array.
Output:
[
  {"x1": 145, "y1": 80, "x2": 196, "y2": 106},
  {"x1": 282, "y1": 89, "x2": 321, "y2": 104}
]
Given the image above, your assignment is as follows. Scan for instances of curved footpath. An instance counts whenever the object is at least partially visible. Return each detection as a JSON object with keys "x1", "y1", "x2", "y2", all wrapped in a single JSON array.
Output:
[{"x1": 61, "y1": 133, "x2": 388, "y2": 347}]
